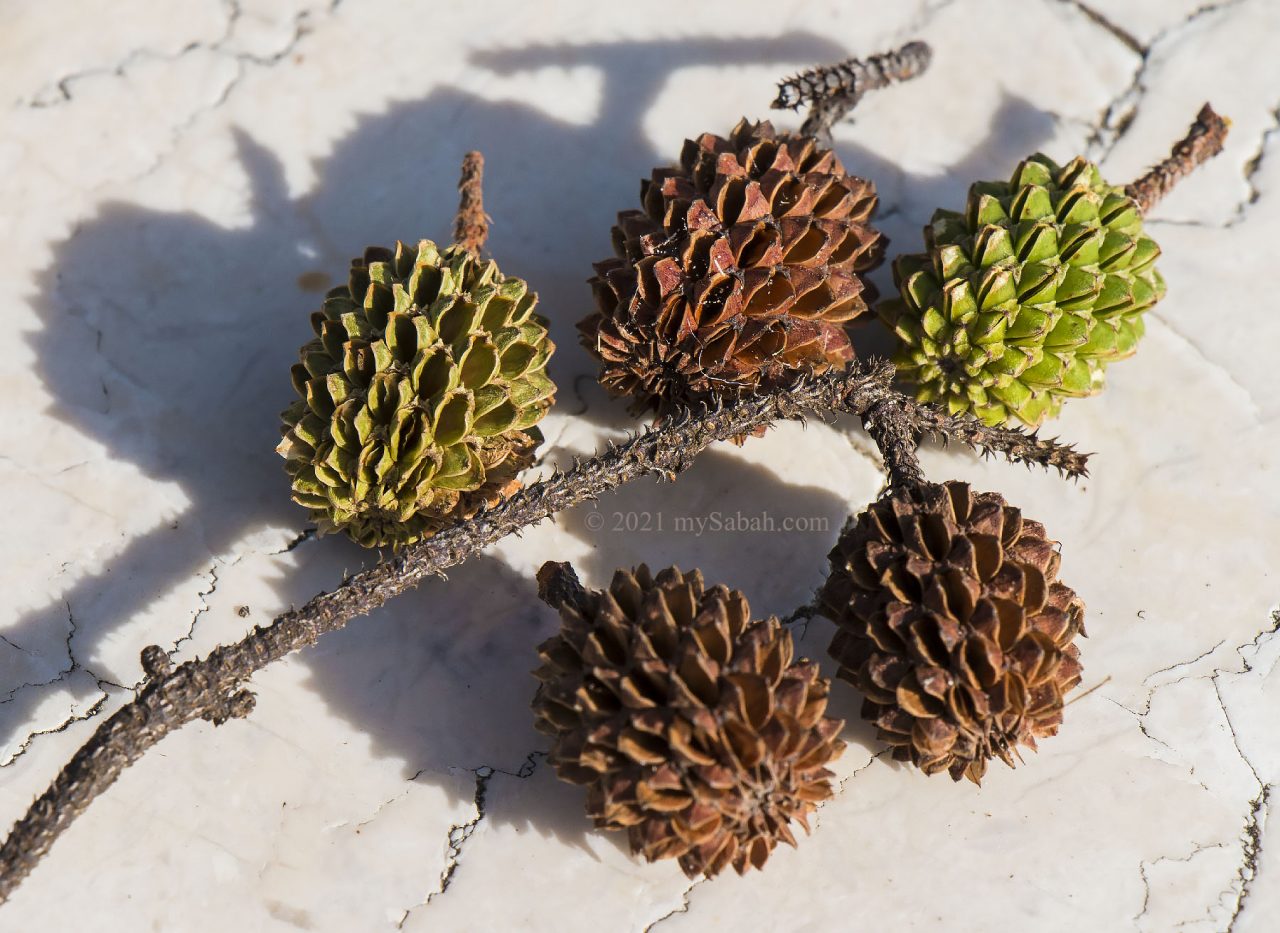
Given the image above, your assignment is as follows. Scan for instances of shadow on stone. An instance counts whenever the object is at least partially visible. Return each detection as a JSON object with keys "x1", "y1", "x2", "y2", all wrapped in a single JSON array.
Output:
[{"x1": 8, "y1": 30, "x2": 1058, "y2": 862}]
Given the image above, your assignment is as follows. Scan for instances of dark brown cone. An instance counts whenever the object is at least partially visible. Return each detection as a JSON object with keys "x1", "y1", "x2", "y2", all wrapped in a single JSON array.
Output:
[
  {"x1": 819, "y1": 482, "x2": 1085, "y2": 784},
  {"x1": 532, "y1": 565, "x2": 845, "y2": 878},
  {"x1": 581, "y1": 119, "x2": 885, "y2": 420}
]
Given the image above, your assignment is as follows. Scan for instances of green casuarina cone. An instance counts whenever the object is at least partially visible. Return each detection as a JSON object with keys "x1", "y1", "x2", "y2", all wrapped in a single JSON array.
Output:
[
  {"x1": 277, "y1": 239, "x2": 555, "y2": 548},
  {"x1": 881, "y1": 154, "x2": 1164, "y2": 426}
]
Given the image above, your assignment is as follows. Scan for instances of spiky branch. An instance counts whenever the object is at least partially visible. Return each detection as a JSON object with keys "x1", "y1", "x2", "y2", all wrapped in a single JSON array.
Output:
[
  {"x1": 773, "y1": 40, "x2": 933, "y2": 140},
  {"x1": 0, "y1": 360, "x2": 1087, "y2": 903}
]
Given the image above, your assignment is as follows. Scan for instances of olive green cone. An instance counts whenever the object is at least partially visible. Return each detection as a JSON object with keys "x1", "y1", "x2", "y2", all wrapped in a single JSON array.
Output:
[
  {"x1": 881, "y1": 154, "x2": 1165, "y2": 426},
  {"x1": 277, "y1": 240, "x2": 555, "y2": 548}
]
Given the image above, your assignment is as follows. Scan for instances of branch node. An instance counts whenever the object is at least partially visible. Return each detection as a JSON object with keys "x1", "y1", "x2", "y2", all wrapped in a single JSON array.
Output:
[
  {"x1": 0, "y1": 361, "x2": 1087, "y2": 905},
  {"x1": 202, "y1": 689, "x2": 257, "y2": 727},
  {"x1": 139, "y1": 645, "x2": 170, "y2": 680}
]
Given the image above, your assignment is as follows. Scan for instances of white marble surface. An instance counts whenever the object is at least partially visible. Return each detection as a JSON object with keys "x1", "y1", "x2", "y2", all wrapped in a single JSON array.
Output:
[{"x1": 1, "y1": 0, "x2": 1278, "y2": 929}]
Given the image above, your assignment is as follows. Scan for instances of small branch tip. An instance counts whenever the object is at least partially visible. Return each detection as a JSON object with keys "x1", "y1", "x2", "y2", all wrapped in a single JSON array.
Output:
[
  {"x1": 772, "y1": 40, "x2": 932, "y2": 140},
  {"x1": 1125, "y1": 103, "x2": 1230, "y2": 214},
  {"x1": 537, "y1": 561, "x2": 587, "y2": 613},
  {"x1": 454, "y1": 150, "x2": 489, "y2": 256}
]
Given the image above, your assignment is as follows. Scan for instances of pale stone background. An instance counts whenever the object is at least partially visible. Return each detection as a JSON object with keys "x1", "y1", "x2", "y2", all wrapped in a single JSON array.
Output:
[{"x1": 1, "y1": 0, "x2": 1278, "y2": 929}]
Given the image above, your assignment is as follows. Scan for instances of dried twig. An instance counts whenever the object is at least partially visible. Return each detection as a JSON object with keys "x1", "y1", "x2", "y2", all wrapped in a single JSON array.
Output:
[
  {"x1": 0, "y1": 360, "x2": 1087, "y2": 903},
  {"x1": 861, "y1": 396, "x2": 926, "y2": 491},
  {"x1": 898, "y1": 399, "x2": 1088, "y2": 478},
  {"x1": 453, "y1": 150, "x2": 489, "y2": 255},
  {"x1": 1126, "y1": 104, "x2": 1230, "y2": 214},
  {"x1": 773, "y1": 40, "x2": 933, "y2": 140}
]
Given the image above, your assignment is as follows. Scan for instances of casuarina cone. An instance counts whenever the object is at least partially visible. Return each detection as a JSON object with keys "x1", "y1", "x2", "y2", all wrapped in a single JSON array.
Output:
[
  {"x1": 278, "y1": 240, "x2": 555, "y2": 548},
  {"x1": 882, "y1": 155, "x2": 1163, "y2": 426},
  {"x1": 820, "y1": 481, "x2": 1085, "y2": 783},
  {"x1": 533, "y1": 564, "x2": 845, "y2": 877},
  {"x1": 582, "y1": 119, "x2": 884, "y2": 419}
]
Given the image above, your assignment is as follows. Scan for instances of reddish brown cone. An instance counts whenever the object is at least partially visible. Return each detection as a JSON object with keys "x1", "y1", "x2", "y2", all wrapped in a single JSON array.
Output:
[{"x1": 582, "y1": 119, "x2": 885, "y2": 419}]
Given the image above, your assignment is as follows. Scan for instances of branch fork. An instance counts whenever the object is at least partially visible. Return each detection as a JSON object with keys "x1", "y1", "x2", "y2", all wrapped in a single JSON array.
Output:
[
  {"x1": 0, "y1": 99, "x2": 1112, "y2": 907},
  {"x1": 0, "y1": 359, "x2": 1087, "y2": 904}
]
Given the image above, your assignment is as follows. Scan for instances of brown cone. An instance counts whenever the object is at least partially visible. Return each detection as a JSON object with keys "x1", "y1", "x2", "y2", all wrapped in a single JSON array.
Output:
[
  {"x1": 819, "y1": 482, "x2": 1085, "y2": 784},
  {"x1": 581, "y1": 119, "x2": 885, "y2": 419},
  {"x1": 533, "y1": 565, "x2": 845, "y2": 878}
]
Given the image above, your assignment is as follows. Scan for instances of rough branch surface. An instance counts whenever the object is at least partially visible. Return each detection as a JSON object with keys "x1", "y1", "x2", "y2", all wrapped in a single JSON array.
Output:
[
  {"x1": 1127, "y1": 103, "x2": 1230, "y2": 214},
  {"x1": 0, "y1": 361, "x2": 1086, "y2": 904},
  {"x1": 454, "y1": 150, "x2": 489, "y2": 255},
  {"x1": 773, "y1": 40, "x2": 933, "y2": 139}
]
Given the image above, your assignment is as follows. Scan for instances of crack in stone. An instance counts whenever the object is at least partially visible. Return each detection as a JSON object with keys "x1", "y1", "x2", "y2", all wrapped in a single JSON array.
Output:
[
  {"x1": 1055, "y1": 0, "x2": 1145, "y2": 55},
  {"x1": 1226, "y1": 785, "x2": 1271, "y2": 931},
  {"x1": 25, "y1": 44, "x2": 207, "y2": 109},
  {"x1": 1130, "y1": 611, "x2": 1275, "y2": 928},
  {"x1": 21, "y1": 0, "x2": 348, "y2": 200},
  {"x1": 1234, "y1": 609, "x2": 1280, "y2": 674},
  {"x1": 1145, "y1": 217, "x2": 1220, "y2": 229},
  {"x1": 1212, "y1": 677, "x2": 1263, "y2": 787},
  {"x1": 1228, "y1": 102, "x2": 1280, "y2": 225},
  {"x1": 273, "y1": 527, "x2": 316, "y2": 555},
  {"x1": 832, "y1": 749, "x2": 888, "y2": 797},
  {"x1": 416, "y1": 767, "x2": 493, "y2": 919},
  {"x1": 164, "y1": 564, "x2": 221, "y2": 664},
  {"x1": 0, "y1": 599, "x2": 121, "y2": 718},
  {"x1": 0, "y1": 689, "x2": 112, "y2": 770},
  {"x1": 1117, "y1": 603, "x2": 1278, "y2": 928},
  {"x1": 1108, "y1": 696, "x2": 1176, "y2": 751},
  {"x1": 396, "y1": 753, "x2": 544, "y2": 926},
  {"x1": 0, "y1": 598, "x2": 130, "y2": 767},
  {"x1": 3, "y1": 558, "x2": 227, "y2": 762},
  {"x1": 1085, "y1": 0, "x2": 1252, "y2": 164},
  {"x1": 564, "y1": 373, "x2": 595, "y2": 418},
  {"x1": 1112, "y1": 605, "x2": 1279, "y2": 767},
  {"x1": 1135, "y1": 841, "x2": 1231, "y2": 924},
  {"x1": 1142, "y1": 638, "x2": 1227, "y2": 686},
  {"x1": 841, "y1": 428, "x2": 885, "y2": 477},
  {"x1": 23, "y1": 0, "x2": 341, "y2": 109},
  {"x1": 1137, "y1": 860, "x2": 1151, "y2": 924},
  {"x1": 779, "y1": 594, "x2": 820, "y2": 639},
  {"x1": 0, "y1": 602, "x2": 77, "y2": 706},
  {"x1": 643, "y1": 877, "x2": 710, "y2": 933},
  {"x1": 492, "y1": 750, "x2": 543, "y2": 780}
]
